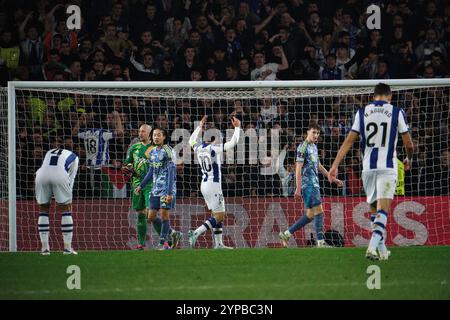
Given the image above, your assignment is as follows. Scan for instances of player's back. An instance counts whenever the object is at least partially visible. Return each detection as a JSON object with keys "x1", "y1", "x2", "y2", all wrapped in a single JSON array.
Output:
[
  {"x1": 196, "y1": 143, "x2": 223, "y2": 184},
  {"x1": 38, "y1": 148, "x2": 78, "y2": 182},
  {"x1": 353, "y1": 100, "x2": 409, "y2": 173}
]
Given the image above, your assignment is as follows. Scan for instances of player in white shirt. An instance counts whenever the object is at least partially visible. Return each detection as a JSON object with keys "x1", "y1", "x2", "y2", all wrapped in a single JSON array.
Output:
[
  {"x1": 188, "y1": 115, "x2": 241, "y2": 249},
  {"x1": 35, "y1": 146, "x2": 79, "y2": 255},
  {"x1": 329, "y1": 83, "x2": 414, "y2": 260}
]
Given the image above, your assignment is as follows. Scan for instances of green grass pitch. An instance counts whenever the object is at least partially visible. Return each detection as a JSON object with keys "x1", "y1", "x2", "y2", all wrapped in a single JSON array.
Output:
[{"x1": 0, "y1": 246, "x2": 449, "y2": 300}]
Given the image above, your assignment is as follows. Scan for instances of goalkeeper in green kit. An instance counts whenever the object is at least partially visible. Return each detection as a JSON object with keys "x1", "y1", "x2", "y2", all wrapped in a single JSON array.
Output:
[{"x1": 123, "y1": 124, "x2": 182, "y2": 250}]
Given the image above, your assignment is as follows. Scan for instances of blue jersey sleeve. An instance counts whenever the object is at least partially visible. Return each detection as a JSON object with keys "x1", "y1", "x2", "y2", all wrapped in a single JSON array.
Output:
[
  {"x1": 166, "y1": 161, "x2": 176, "y2": 196},
  {"x1": 140, "y1": 162, "x2": 153, "y2": 188}
]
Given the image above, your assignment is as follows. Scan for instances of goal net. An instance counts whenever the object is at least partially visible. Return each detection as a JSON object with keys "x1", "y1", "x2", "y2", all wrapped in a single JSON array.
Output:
[{"x1": 1, "y1": 80, "x2": 449, "y2": 251}]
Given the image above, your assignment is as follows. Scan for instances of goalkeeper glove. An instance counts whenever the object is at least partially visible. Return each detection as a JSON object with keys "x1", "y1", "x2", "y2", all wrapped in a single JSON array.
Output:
[{"x1": 122, "y1": 163, "x2": 135, "y2": 179}]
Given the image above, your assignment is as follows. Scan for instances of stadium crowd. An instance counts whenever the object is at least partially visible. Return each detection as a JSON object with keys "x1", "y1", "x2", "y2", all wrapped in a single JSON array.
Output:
[{"x1": 1, "y1": 0, "x2": 449, "y2": 198}]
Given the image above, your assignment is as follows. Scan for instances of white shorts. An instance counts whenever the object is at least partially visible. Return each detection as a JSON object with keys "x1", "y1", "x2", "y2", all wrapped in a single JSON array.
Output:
[
  {"x1": 362, "y1": 170, "x2": 397, "y2": 205},
  {"x1": 200, "y1": 182, "x2": 225, "y2": 213},
  {"x1": 35, "y1": 168, "x2": 73, "y2": 205}
]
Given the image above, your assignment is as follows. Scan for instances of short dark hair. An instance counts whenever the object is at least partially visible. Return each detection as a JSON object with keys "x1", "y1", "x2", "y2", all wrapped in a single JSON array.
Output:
[
  {"x1": 374, "y1": 83, "x2": 392, "y2": 96},
  {"x1": 308, "y1": 122, "x2": 321, "y2": 131}
]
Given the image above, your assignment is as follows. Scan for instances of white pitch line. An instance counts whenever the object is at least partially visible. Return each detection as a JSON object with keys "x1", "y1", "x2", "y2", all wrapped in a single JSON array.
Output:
[{"x1": 2, "y1": 280, "x2": 447, "y2": 296}]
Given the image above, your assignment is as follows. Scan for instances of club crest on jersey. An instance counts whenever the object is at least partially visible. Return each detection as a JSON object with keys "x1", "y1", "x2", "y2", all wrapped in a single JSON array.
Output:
[{"x1": 136, "y1": 158, "x2": 146, "y2": 170}]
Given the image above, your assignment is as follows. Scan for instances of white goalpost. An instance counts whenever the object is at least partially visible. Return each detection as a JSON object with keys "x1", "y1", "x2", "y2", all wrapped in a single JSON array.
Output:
[{"x1": 2, "y1": 79, "x2": 450, "y2": 252}]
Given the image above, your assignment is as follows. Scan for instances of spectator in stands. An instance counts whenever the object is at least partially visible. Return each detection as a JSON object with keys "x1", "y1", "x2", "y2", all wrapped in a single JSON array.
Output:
[
  {"x1": 176, "y1": 45, "x2": 198, "y2": 80},
  {"x1": 130, "y1": 51, "x2": 158, "y2": 80},
  {"x1": 433, "y1": 149, "x2": 450, "y2": 195},
  {"x1": 415, "y1": 28, "x2": 447, "y2": 64},
  {"x1": 96, "y1": 23, "x2": 130, "y2": 63},
  {"x1": 393, "y1": 42, "x2": 416, "y2": 78},
  {"x1": 237, "y1": 57, "x2": 251, "y2": 80},
  {"x1": 257, "y1": 98, "x2": 278, "y2": 130},
  {"x1": 411, "y1": 151, "x2": 435, "y2": 196},
  {"x1": 159, "y1": 57, "x2": 176, "y2": 81},
  {"x1": 110, "y1": 2, "x2": 129, "y2": 34},
  {"x1": 225, "y1": 63, "x2": 238, "y2": 81},
  {"x1": 20, "y1": 25, "x2": 44, "y2": 79},
  {"x1": 68, "y1": 60, "x2": 82, "y2": 81},
  {"x1": 0, "y1": 29, "x2": 20, "y2": 71},
  {"x1": 237, "y1": 1, "x2": 261, "y2": 26},
  {"x1": 374, "y1": 59, "x2": 391, "y2": 79},
  {"x1": 42, "y1": 49, "x2": 65, "y2": 80},
  {"x1": 251, "y1": 46, "x2": 288, "y2": 80},
  {"x1": 189, "y1": 66, "x2": 201, "y2": 81},
  {"x1": 132, "y1": 3, "x2": 164, "y2": 41},
  {"x1": 164, "y1": 17, "x2": 189, "y2": 55},
  {"x1": 430, "y1": 51, "x2": 450, "y2": 77},
  {"x1": 185, "y1": 29, "x2": 210, "y2": 62},
  {"x1": 319, "y1": 54, "x2": 345, "y2": 80}
]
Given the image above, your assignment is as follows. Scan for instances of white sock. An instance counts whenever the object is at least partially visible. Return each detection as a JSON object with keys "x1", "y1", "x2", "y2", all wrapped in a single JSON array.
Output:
[
  {"x1": 368, "y1": 232, "x2": 382, "y2": 252},
  {"x1": 194, "y1": 225, "x2": 207, "y2": 237},
  {"x1": 38, "y1": 213, "x2": 50, "y2": 251},
  {"x1": 61, "y1": 213, "x2": 73, "y2": 250},
  {"x1": 378, "y1": 234, "x2": 388, "y2": 255},
  {"x1": 284, "y1": 230, "x2": 292, "y2": 237},
  {"x1": 369, "y1": 210, "x2": 387, "y2": 252},
  {"x1": 213, "y1": 227, "x2": 223, "y2": 246}
]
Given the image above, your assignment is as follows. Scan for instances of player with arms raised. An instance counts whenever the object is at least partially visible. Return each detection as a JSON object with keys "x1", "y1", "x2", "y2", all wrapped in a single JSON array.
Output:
[
  {"x1": 35, "y1": 145, "x2": 79, "y2": 255},
  {"x1": 188, "y1": 115, "x2": 241, "y2": 249},
  {"x1": 329, "y1": 83, "x2": 414, "y2": 260},
  {"x1": 279, "y1": 123, "x2": 343, "y2": 248},
  {"x1": 123, "y1": 124, "x2": 181, "y2": 250}
]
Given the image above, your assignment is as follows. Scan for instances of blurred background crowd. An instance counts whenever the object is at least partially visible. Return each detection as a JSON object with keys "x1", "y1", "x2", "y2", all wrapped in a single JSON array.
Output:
[{"x1": 1, "y1": 0, "x2": 448, "y2": 198}]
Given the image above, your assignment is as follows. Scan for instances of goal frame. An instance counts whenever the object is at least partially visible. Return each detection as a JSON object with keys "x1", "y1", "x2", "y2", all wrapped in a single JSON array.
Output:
[{"x1": 6, "y1": 78, "x2": 450, "y2": 252}]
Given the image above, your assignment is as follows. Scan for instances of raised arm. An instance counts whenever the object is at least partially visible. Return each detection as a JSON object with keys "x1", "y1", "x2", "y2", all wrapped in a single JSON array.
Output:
[
  {"x1": 130, "y1": 51, "x2": 146, "y2": 72},
  {"x1": 113, "y1": 111, "x2": 124, "y2": 138},
  {"x1": 19, "y1": 11, "x2": 34, "y2": 40},
  {"x1": 189, "y1": 115, "x2": 207, "y2": 149},
  {"x1": 223, "y1": 117, "x2": 241, "y2": 151},
  {"x1": 255, "y1": 9, "x2": 277, "y2": 35},
  {"x1": 189, "y1": 126, "x2": 202, "y2": 149},
  {"x1": 277, "y1": 46, "x2": 289, "y2": 71}
]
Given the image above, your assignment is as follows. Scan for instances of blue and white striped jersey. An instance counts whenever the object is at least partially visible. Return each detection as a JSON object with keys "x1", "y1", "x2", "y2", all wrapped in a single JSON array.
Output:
[
  {"x1": 194, "y1": 143, "x2": 224, "y2": 183},
  {"x1": 189, "y1": 126, "x2": 240, "y2": 184},
  {"x1": 39, "y1": 148, "x2": 79, "y2": 187},
  {"x1": 351, "y1": 100, "x2": 409, "y2": 173},
  {"x1": 78, "y1": 128, "x2": 113, "y2": 167}
]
